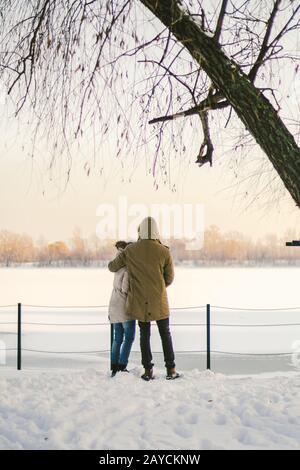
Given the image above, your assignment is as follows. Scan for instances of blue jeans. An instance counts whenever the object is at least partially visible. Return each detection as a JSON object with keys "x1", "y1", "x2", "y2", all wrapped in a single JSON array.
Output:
[{"x1": 111, "y1": 320, "x2": 136, "y2": 366}]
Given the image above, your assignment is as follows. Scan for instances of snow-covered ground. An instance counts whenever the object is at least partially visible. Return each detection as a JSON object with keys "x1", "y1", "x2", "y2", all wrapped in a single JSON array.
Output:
[
  {"x1": 1, "y1": 365, "x2": 300, "y2": 450},
  {"x1": 1, "y1": 267, "x2": 300, "y2": 449}
]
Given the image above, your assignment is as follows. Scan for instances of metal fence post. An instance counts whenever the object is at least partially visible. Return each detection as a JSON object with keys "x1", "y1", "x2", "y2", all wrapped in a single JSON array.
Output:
[
  {"x1": 17, "y1": 302, "x2": 22, "y2": 371},
  {"x1": 110, "y1": 324, "x2": 113, "y2": 371},
  {"x1": 206, "y1": 303, "x2": 211, "y2": 370}
]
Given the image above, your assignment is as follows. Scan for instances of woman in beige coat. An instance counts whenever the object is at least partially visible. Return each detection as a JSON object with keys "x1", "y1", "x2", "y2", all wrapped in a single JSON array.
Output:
[
  {"x1": 108, "y1": 241, "x2": 136, "y2": 377},
  {"x1": 108, "y1": 217, "x2": 180, "y2": 381}
]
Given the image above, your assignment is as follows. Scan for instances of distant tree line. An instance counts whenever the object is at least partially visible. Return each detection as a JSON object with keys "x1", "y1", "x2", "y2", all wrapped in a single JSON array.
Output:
[{"x1": 0, "y1": 226, "x2": 299, "y2": 267}]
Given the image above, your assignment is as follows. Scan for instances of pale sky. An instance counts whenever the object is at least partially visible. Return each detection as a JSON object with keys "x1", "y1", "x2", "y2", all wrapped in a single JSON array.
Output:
[
  {"x1": 1, "y1": 1, "x2": 300, "y2": 244},
  {"x1": 1, "y1": 115, "x2": 300, "y2": 244}
]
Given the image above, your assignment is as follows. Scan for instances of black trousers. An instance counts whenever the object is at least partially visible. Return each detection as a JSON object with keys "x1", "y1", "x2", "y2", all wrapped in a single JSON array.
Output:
[{"x1": 138, "y1": 317, "x2": 175, "y2": 370}]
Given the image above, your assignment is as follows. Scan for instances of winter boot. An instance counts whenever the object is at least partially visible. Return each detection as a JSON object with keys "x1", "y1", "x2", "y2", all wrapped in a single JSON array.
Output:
[
  {"x1": 111, "y1": 364, "x2": 119, "y2": 377},
  {"x1": 119, "y1": 364, "x2": 129, "y2": 373},
  {"x1": 141, "y1": 368, "x2": 154, "y2": 381},
  {"x1": 166, "y1": 367, "x2": 180, "y2": 380}
]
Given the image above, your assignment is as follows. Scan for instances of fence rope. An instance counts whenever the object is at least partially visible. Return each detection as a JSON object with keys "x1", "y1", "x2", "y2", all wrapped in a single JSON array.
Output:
[
  {"x1": 2, "y1": 321, "x2": 299, "y2": 327},
  {"x1": 172, "y1": 322, "x2": 300, "y2": 327},
  {"x1": 211, "y1": 305, "x2": 300, "y2": 311},
  {"x1": 21, "y1": 304, "x2": 208, "y2": 310},
  {"x1": 2, "y1": 303, "x2": 300, "y2": 311},
  {"x1": 211, "y1": 323, "x2": 300, "y2": 327},
  {"x1": 22, "y1": 349, "x2": 110, "y2": 354},
  {"x1": 132, "y1": 350, "x2": 295, "y2": 356},
  {"x1": 20, "y1": 322, "x2": 205, "y2": 326},
  {"x1": 2, "y1": 348, "x2": 294, "y2": 356},
  {"x1": 211, "y1": 350, "x2": 294, "y2": 356},
  {"x1": 22, "y1": 322, "x2": 109, "y2": 326},
  {"x1": 171, "y1": 306, "x2": 206, "y2": 310},
  {"x1": 2, "y1": 303, "x2": 299, "y2": 311},
  {"x1": 22, "y1": 304, "x2": 108, "y2": 309}
]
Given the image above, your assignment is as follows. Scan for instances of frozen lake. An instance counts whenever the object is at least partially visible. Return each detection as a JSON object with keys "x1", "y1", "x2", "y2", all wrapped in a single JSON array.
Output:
[
  {"x1": 1, "y1": 265, "x2": 300, "y2": 308},
  {"x1": 1, "y1": 266, "x2": 300, "y2": 375}
]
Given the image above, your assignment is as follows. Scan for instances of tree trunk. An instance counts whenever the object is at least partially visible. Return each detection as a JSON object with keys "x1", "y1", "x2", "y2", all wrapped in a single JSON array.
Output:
[{"x1": 140, "y1": 0, "x2": 300, "y2": 208}]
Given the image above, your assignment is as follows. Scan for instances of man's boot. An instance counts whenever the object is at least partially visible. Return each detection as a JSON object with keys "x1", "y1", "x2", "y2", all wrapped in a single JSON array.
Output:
[
  {"x1": 166, "y1": 367, "x2": 180, "y2": 380},
  {"x1": 141, "y1": 368, "x2": 154, "y2": 381}
]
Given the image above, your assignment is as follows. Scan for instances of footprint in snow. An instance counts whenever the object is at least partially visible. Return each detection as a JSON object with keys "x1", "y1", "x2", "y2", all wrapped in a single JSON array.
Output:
[
  {"x1": 214, "y1": 413, "x2": 227, "y2": 425},
  {"x1": 176, "y1": 404, "x2": 189, "y2": 415},
  {"x1": 174, "y1": 425, "x2": 193, "y2": 439},
  {"x1": 199, "y1": 438, "x2": 215, "y2": 450},
  {"x1": 186, "y1": 413, "x2": 199, "y2": 425}
]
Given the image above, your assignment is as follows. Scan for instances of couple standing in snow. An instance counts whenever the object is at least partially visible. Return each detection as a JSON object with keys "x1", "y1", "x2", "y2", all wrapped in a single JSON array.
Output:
[{"x1": 108, "y1": 216, "x2": 180, "y2": 381}]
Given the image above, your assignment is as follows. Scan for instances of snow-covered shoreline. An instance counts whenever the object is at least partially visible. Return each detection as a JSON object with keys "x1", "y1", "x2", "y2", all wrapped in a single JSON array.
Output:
[{"x1": 0, "y1": 366, "x2": 299, "y2": 450}]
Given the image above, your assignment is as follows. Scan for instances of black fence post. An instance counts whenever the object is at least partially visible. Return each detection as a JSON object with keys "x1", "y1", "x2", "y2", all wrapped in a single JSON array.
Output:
[
  {"x1": 206, "y1": 303, "x2": 211, "y2": 370},
  {"x1": 110, "y1": 324, "x2": 113, "y2": 371},
  {"x1": 17, "y1": 302, "x2": 22, "y2": 371}
]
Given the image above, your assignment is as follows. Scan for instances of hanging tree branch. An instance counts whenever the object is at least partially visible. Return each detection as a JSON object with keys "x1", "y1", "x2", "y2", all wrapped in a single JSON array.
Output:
[
  {"x1": 195, "y1": 110, "x2": 214, "y2": 167},
  {"x1": 148, "y1": 90, "x2": 228, "y2": 166},
  {"x1": 248, "y1": 0, "x2": 282, "y2": 82},
  {"x1": 148, "y1": 91, "x2": 228, "y2": 124},
  {"x1": 140, "y1": 0, "x2": 300, "y2": 206},
  {"x1": 214, "y1": 0, "x2": 228, "y2": 43},
  {"x1": 147, "y1": 0, "x2": 228, "y2": 168},
  {"x1": 0, "y1": 0, "x2": 300, "y2": 205}
]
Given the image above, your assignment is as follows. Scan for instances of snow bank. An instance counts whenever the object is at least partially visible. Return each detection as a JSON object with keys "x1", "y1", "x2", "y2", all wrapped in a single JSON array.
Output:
[{"x1": 0, "y1": 365, "x2": 299, "y2": 450}]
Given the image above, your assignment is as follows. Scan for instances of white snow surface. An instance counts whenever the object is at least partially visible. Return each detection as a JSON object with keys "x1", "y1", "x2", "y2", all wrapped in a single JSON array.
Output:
[
  {"x1": 1, "y1": 267, "x2": 300, "y2": 449},
  {"x1": 1, "y1": 365, "x2": 300, "y2": 450}
]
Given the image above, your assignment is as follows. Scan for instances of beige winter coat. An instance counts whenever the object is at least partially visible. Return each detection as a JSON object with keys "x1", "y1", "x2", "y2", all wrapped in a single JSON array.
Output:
[
  {"x1": 108, "y1": 266, "x2": 133, "y2": 324},
  {"x1": 108, "y1": 217, "x2": 174, "y2": 322}
]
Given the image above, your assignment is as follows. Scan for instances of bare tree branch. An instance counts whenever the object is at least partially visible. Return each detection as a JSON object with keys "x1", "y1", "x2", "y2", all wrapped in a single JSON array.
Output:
[
  {"x1": 195, "y1": 110, "x2": 214, "y2": 167},
  {"x1": 214, "y1": 0, "x2": 228, "y2": 43},
  {"x1": 148, "y1": 92, "x2": 228, "y2": 124},
  {"x1": 140, "y1": 0, "x2": 300, "y2": 207},
  {"x1": 0, "y1": 0, "x2": 300, "y2": 205},
  {"x1": 248, "y1": 0, "x2": 282, "y2": 82}
]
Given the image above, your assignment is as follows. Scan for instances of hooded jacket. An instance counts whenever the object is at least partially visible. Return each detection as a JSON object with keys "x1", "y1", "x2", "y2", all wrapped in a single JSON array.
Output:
[
  {"x1": 108, "y1": 217, "x2": 174, "y2": 322},
  {"x1": 108, "y1": 255, "x2": 133, "y2": 323}
]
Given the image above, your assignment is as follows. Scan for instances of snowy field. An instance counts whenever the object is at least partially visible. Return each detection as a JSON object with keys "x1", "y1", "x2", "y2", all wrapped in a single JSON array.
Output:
[
  {"x1": 0, "y1": 366, "x2": 300, "y2": 450},
  {"x1": 1, "y1": 267, "x2": 300, "y2": 450}
]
